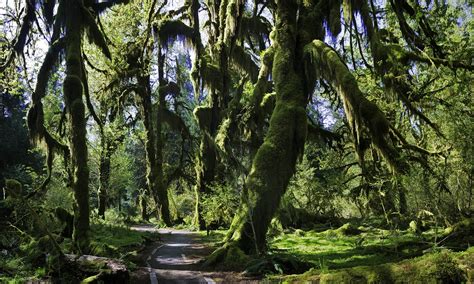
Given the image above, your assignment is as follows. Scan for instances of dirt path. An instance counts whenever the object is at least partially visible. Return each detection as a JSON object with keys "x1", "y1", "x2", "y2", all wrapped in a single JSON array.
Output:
[{"x1": 131, "y1": 225, "x2": 256, "y2": 283}]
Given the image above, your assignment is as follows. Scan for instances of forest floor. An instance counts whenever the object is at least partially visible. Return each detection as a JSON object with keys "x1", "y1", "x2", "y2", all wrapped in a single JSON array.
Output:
[
  {"x1": 2, "y1": 220, "x2": 472, "y2": 282},
  {"x1": 130, "y1": 225, "x2": 258, "y2": 283}
]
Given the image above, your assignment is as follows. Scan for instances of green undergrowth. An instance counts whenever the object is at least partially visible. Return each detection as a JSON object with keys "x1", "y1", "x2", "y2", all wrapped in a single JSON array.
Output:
[
  {"x1": 0, "y1": 222, "x2": 159, "y2": 283},
  {"x1": 89, "y1": 223, "x2": 159, "y2": 261}
]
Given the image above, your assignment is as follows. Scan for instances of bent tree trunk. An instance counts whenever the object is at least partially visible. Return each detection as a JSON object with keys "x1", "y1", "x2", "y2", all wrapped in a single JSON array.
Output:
[
  {"x1": 222, "y1": 1, "x2": 307, "y2": 254},
  {"x1": 64, "y1": 0, "x2": 90, "y2": 253}
]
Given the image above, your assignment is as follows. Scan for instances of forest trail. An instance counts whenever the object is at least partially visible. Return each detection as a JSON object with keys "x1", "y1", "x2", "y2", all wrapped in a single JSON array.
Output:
[{"x1": 131, "y1": 225, "x2": 253, "y2": 283}]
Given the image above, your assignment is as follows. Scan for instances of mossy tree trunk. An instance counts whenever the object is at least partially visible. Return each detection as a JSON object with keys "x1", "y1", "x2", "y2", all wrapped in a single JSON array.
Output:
[
  {"x1": 192, "y1": 0, "x2": 235, "y2": 230},
  {"x1": 138, "y1": 77, "x2": 159, "y2": 221},
  {"x1": 64, "y1": 0, "x2": 90, "y2": 253},
  {"x1": 137, "y1": 72, "x2": 171, "y2": 226},
  {"x1": 223, "y1": 0, "x2": 307, "y2": 254},
  {"x1": 193, "y1": 133, "x2": 218, "y2": 229},
  {"x1": 140, "y1": 193, "x2": 148, "y2": 221}
]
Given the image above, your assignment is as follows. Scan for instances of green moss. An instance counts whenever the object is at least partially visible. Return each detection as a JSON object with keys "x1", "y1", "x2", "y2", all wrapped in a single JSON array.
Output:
[
  {"x1": 334, "y1": 223, "x2": 362, "y2": 236},
  {"x1": 278, "y1": 249, "x2": 469, "y2": 283},
  {"x1": 215, "y1": 117, "x2": 231, "y2": 150},
  {"x1": 157, "y1": 19, "x2": 195, "y2": 47},
  {"x1": 260, "y1": 92, "x2": 275, "y2": 112}
]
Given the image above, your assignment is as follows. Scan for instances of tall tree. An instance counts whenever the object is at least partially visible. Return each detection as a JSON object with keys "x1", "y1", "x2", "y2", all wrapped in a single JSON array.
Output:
[{"x1": 23, "y1": 0, "x2": 125, "y2": 253}]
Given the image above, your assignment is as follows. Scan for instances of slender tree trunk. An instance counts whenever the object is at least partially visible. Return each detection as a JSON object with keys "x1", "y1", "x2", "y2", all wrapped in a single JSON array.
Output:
[
  {"x1": 139, "y1": 80, "x2": 158, "y2": 216},
  {"x1": 156, "y1": 50, "x2": 171, "y2": 226},
  {"x1": 193, "y1": 134, "x2": 217, "y2": 229},
  {"x1": 64, "y1": 0, "x2": 90, "y2": 253},
  {"x1": 140, "y1": 193, "x2": 148, "y2": 221},
  {"x1": 223, "y1": 1, "x2": 307, "y2": 254},
  {"x1": 98, "y1": 140, "x2": 111, "y2": 219},
  {"x1": 138, "y1": 73, "x2": 171, "y2": 226}
]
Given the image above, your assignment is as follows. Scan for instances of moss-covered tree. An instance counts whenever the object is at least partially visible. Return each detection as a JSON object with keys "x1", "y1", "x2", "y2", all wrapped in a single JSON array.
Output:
[{"x1": 22, "y1": 0, "x2": 124, "y2": 253}]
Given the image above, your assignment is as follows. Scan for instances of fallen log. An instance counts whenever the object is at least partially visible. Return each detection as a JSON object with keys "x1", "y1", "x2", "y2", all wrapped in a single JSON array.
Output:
[{"x1": 65, "y1": 254, "x2": 129, "y2": 283}]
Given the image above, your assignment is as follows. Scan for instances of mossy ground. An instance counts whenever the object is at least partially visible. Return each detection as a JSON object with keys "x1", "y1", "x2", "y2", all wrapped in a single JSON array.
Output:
[
  {"x1": 200, "y1": 223, "x2": 474, "y2": 281},
  {"x1": 0, "y1": 220, "x2": 159, "y2": 283},
  {"x1": 270, "y1": 226, "x2": 430, "y2": 270},
  {"x1": 267, "y1": 224, "x2": 473, "y2": 282}
]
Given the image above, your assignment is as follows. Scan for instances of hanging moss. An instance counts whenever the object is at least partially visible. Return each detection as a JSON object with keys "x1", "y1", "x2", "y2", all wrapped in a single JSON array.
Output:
[
  {"x1": 239, "y1": 15, "x2": 271, "y2": 40},
  {"x1": 230, "y1": 44, "x2": 259, "y2": 82},
  {"x1": 81, "y1": 5, "x2": 111, "y2": 59},
  {"x1": 223, "y1": 0, "x2": 240, "y2": 45},
  {"x1": 202, "y1": 61, "x2": 223, "y2": 93},
  {"x1": 162, "y1": 108, "x2": 190, "y2": 138},
  {"x1": 193, "y1": 106, "x2": 213, "y2": 131},
  {"x1": 215, "y1": 117, "x2": 231, "y2": 151},
  {"x1": 260, "y1": 92, "x2": 275, "y2": 112},
  {"x1": 304, "y1": 39, "x2": 404, "y2": 172},
  {"x1": 156, "y1": 20, "x2": 195, "y2": 47},
  {"x1": 328, "y1": 0, "x2": 342, "y2": 37},
  {"x1": 158, "y1": 82, "x2": 180, "y2": 97},
  {"x1": 5, "y1": 179, "x2": 22, "y2": 197}
]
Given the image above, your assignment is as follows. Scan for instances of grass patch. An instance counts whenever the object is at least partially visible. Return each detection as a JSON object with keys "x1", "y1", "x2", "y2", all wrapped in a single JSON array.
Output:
[{"x1": 270, "y1": 226, "x2": 428, "y2": 270}]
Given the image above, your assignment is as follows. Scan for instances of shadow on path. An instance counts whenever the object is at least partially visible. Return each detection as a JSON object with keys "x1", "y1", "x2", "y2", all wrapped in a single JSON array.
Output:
[{"x1": 131, "y1": 225, "x2": 257, "y2": 284}]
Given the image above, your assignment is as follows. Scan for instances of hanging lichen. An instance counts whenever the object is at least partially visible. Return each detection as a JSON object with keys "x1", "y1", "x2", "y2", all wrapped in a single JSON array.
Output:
[
  {"x1": 156, "y1": 19, "x2": 195, "y2": 48},
  {"x1": 193, "y1": 106, "x2": 213, "y2": 131},
  {"x1": 304, "y1": 39, "x2": 404, "y2": 172}
]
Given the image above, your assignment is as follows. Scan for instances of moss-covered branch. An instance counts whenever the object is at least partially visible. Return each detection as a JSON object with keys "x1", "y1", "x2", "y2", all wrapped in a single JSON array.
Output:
[{"x1": 304, "y1": 39, "x2": 404, "y2": 172}]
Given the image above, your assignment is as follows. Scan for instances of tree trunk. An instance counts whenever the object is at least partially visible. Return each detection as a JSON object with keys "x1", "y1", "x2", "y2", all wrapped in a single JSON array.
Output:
[
  {"x1": 139, "y1": 80, "x2": 158, "y2": 216},
  {"x1": 140, "y1": 193, "x2": 148, "y2": 221},
  {"x1": 155, "y1": 50, "x2": 171, "y2": 226},
  {"x1": 98, "y1": 141, "x2": 111, "y2": 219},
  {"x1": 64, "y1": 0, "x2": 90, "y2": 253},
  {"x1": 138, "y1": 73, "x2": 171, "y2": 226},
  {"x1": 192, "y1": 0, "x2": 241, "y2": 231},
  {"x1": 223, "y1": 0, "x2": 307, "y2": 254},
  {"x1": 193, "y1": 134, "x2": 217, "y2": 229}
]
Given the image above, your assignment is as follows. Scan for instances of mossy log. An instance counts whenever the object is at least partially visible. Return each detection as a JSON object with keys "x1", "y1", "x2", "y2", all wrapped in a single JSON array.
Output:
[{"x1": 65, "y1": 254, "x2": 129, "y2": 283}]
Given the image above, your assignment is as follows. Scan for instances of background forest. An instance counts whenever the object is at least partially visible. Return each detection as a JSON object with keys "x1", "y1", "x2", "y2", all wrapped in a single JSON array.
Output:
[{"x1": 0, "y1": 0, "x2": 473, "y2": 282}]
